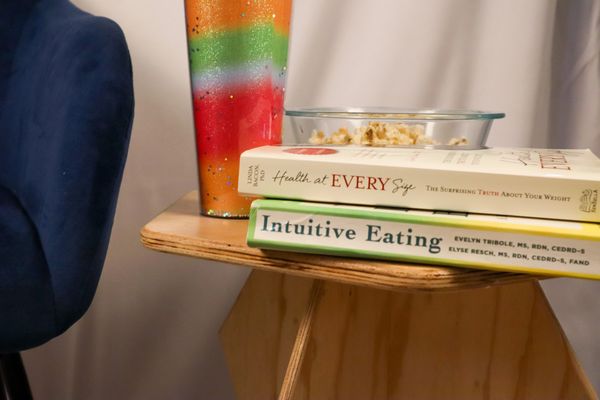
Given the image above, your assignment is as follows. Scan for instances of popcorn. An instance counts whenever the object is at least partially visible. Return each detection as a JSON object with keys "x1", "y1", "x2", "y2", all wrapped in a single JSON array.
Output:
[
  {"x1": 329, "y1": 127, "x2": 353, "y2": 144},
  {"x1": 308, "y1": 130, "x2": 326, "y2": 145},
  {"x1": 308, "y1": 122, "x2": 469, "y2": 147},
  {"x1": 447, "y1": 136, "x2": 469, "y2": 146}
]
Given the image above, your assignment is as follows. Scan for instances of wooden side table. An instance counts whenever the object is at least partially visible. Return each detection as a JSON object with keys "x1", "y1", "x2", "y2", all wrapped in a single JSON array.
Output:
[{"x1": 141, "y1": 191, "x2": 597, "y2": 400}]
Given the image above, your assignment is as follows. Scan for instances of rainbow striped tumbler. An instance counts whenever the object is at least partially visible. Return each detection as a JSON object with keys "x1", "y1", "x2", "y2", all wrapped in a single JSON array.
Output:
[{"x1": 185, "y1": 0, "x2": 292, "y2": 218}]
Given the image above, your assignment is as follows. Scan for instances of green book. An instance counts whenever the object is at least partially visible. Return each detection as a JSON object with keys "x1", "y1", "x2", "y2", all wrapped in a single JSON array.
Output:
[{"x1": 247, "y1": 199, "x2": 600, "y2": 279}]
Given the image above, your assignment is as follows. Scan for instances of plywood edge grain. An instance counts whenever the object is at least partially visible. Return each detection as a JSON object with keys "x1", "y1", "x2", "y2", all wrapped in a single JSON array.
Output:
[{"x1": 139, "y1": 192, "x2": 539, "y2": 292}]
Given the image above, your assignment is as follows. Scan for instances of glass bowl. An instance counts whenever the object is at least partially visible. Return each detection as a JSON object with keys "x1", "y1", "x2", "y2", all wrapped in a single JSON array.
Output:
[{"x1": 284, "y1": 108, "x2": 505, "y2": 150}]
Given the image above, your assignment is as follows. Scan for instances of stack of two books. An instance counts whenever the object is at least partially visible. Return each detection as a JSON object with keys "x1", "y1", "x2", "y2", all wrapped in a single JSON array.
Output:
[{"x1": 238, "y1": 146, "x2": 600, "y2": 279}]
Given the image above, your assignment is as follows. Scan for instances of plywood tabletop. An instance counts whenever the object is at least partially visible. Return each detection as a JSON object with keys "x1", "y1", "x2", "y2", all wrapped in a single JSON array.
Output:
[{"x1": 140, "y1": 191, "x2": 539, "y2": 292}]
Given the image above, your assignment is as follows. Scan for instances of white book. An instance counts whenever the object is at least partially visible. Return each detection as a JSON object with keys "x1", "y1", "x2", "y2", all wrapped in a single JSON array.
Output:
[{"x1": 239, "y1": 146, "x2": 600, "y2": 222}]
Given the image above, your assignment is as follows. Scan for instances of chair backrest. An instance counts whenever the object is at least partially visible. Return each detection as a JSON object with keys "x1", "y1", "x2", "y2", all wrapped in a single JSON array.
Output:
[{"x1": 0, "y1": 0, "x2": 134, "y2": 351}]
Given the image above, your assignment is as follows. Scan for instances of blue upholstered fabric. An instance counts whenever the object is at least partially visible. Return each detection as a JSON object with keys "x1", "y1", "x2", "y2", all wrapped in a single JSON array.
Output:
[{"x1": 0, "y1": 0, "x2": 134, "y2": 352}]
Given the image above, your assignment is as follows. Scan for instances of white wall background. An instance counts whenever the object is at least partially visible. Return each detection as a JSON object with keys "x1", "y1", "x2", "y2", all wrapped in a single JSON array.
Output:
[{"x1": 23, "y1": 0, "x2": 600, "y2": 398}]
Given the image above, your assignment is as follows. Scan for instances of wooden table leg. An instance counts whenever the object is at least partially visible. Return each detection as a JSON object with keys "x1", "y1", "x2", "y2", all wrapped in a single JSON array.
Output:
[
  {"x1": 220, "y1": 270, "x2": 597, "y2": 400},
  {"x1": 277, "y1": 280, "x2": 323, "y2": 400},
  {"x1": 219, "y1": 270, "x2": 316, "y2": 400}
]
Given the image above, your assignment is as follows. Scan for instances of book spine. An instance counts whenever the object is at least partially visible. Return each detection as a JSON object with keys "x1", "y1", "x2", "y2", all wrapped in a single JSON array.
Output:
[
  {"x1": 247, "y1": 204, "x2": 600, "y2": 279},
  {"x1": 239, "y1": 153, "x2": 599, "y2": 222}
]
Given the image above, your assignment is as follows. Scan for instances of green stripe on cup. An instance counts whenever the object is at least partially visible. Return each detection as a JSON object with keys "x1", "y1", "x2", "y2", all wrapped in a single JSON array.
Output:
[{"x1": 188, "y1": 24, "x2": 289, "y2": 73}]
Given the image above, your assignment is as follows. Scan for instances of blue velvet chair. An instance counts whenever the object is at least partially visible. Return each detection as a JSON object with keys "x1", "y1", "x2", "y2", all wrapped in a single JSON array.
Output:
[{"x1": 0, "y1": 0, "x2": 134, "y2": 397}]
